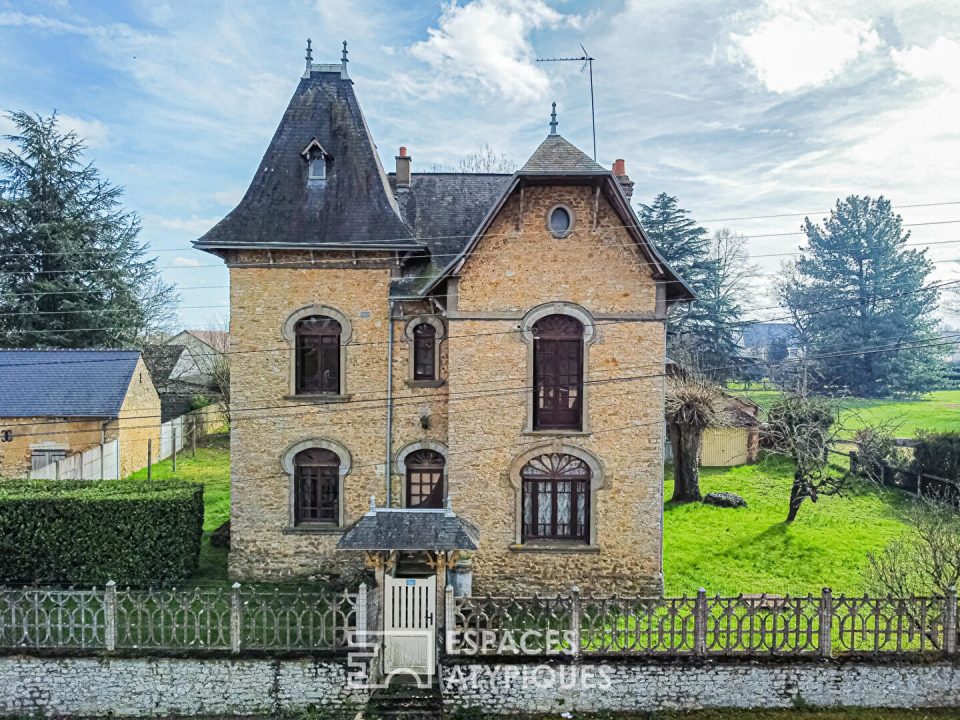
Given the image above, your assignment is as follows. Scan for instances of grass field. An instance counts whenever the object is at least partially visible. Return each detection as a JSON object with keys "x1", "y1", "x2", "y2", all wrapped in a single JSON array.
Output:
[
  {"x1": 663, "y1": 455, "x2": 915, "y2": 595},
  {"x1": 736, "y1": 389, "x2": 960, "y2": 436},
  {"x1": 128, "y1": 432, "x2": 230, "y2": 583}
]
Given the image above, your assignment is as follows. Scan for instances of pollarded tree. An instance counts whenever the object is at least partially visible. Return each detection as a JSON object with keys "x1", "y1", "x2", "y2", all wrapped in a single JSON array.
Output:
[
  {"x1": 776, "y1": 195, "x2": 942, "y2": 397},
  {"x1": 665, "y1": 376, "x2": 725, "y2": 502},
  {"x1": 0, "y1": 111, "x2": 176, "y2": 348}
]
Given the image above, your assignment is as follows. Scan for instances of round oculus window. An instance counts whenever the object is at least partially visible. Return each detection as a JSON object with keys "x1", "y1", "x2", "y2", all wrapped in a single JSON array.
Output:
[{"x1": 548, "y1": 206, "x2": 572, "y2": 237}]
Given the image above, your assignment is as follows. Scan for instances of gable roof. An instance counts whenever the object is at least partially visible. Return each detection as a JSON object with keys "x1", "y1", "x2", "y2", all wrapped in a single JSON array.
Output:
[
  {"x1": 194, "y1": 67, "x2": 418, "y2": 253},
  {"x1": 0, "y1": 350, "x2": 141, "y2": 418},
  {"x1": 142, "y1": 344, "x2": 186, "y2": 386},
  {"x1": 412, "y1": 134, "x2": 695, "y2": 303},
  {"x1": 519, "y1": 134, "x2": 606, "y2": 174}
]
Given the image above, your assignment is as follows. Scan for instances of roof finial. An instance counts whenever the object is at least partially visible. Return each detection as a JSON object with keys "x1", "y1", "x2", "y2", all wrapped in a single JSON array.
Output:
[
  {"x1": 549, "y1": 101, "x2": 558, "y2": 135},
  {"x1": 341, "y1": 40, "x2": 349, "y2": 65},
  {"x1": 305, "y1": 38, "x2": 313, "y2": 73}
]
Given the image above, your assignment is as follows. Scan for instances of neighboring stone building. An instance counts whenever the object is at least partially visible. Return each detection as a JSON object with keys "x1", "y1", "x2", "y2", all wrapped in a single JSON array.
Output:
[
  {"x1": 195, "y1": 47, "x2": 692, "y2": 594},
  {"x1": 142, "y1": 330, "x2": 227, "y2": 422},
  {"x1": 0, "y1": 350, "x2": 161, "y2": 479}
]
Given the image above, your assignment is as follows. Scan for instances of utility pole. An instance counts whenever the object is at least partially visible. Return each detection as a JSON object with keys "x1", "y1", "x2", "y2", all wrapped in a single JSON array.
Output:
[{"x1": 537, "y1": 45, "x2": 597, "y2": 160}]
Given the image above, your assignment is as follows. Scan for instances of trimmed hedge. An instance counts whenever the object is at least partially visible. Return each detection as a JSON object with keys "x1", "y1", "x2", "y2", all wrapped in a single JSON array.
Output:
[
  {"x1": 0, "y1": 479, "x2": 203, "y2": 584},
  {"x1": 914, "y1": 431, "x2": 960, "y2": 481}
]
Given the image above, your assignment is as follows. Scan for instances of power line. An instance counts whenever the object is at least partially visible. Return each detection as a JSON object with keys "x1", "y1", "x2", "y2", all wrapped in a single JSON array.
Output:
[
  {"x1": 7, "y1": 330, "x2": 959, "y2": 437},
  {"x1": 1, "y1": 275, "x2": 956, "y2": 344},
  {"x1": 3, "y1": 219, "x2": 960, "y2": 275}
]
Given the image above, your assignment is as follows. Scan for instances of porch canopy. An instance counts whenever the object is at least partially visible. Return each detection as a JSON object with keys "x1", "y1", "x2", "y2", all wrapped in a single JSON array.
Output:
[{"x1": 336, "y1": 498, "x2": 479, "y2": 552}]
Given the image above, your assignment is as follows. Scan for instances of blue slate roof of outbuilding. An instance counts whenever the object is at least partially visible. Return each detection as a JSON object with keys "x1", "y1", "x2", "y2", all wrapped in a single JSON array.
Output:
[{"x1": 0, "y1": 350, "x2": 141, "y2": 418}]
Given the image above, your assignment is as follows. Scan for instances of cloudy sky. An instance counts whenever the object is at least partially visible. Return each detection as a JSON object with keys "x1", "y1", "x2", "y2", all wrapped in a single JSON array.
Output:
[{"x1": 2, "y1": 0, "x2": 959, "y2": 328}]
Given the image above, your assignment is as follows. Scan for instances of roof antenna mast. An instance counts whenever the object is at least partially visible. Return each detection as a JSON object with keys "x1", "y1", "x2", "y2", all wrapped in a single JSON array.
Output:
[{"x1": 537, "y1": 45, "x2": 597, "y2": 160}]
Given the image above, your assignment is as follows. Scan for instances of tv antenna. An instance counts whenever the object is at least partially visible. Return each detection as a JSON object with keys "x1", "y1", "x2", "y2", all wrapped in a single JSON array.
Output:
[{"x1": 537, "y1": 45, "x2": 597, "y2": 160}]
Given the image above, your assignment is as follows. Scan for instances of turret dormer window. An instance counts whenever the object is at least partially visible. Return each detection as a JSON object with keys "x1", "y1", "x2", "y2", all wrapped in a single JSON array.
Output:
[{"x1": 301, "y1": 138, "x2": 331, "y2": 182}]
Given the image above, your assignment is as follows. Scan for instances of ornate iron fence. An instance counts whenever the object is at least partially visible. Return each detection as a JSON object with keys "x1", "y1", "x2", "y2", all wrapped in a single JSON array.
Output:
[
  {"x1": 448, "y1": 586, "x2": 959, "y2": 658},
  {"x1": 0, "y1": 582, "x2": 362, "y2": 653}
]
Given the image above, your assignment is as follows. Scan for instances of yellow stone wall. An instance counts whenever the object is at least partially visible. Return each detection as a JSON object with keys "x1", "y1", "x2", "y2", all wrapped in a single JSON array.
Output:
[
  {"x1": 116, "y1": 357, "x2": 162, "y2": 479},
  {"x1": 0, "y1": 417, "x2": 104, "y2": 479},
  {"x1": 226, "y1": 183, "x2": 667, "y2": 593}
]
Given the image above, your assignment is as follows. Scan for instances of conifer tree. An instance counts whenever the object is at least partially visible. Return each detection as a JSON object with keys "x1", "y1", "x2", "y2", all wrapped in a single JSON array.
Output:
[
  {"x1": 776, "y1": 195, "x2": 942, "y2": 396},
  {"x1": 0, "y1": 112, "x2": 176, "y2": 348}
]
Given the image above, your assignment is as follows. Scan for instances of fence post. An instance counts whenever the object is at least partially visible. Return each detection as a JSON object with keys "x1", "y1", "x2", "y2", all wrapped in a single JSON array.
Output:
[
  {"x1": 356, "y1": 582, "x2": 368, "y2": 646},
  {"x1": 694, "y1": 587, "x2": 707, "y2": 656},
  {"x1": 819, "y1": 587, "x2": 833, "y2": 658},
  {"x1": 444, "y1": 585, "x2": 456, "y2": 654},
  {"x1": 172, "y1": 428, "x2": 177, "y2": 473},
  {"x1": 105, "y1": 580, "x2": 117, "y2": 652},
  {"x1": 192, "y1": 421, "x2": 197, "y2": 458},
  {"x1": 231, "y1": 582, "x2": 242, "y2": 654},
  {"x1": 147, "y1": 439, "x2": 152, "y2": 481},
  {"x1": 569, "y1": 585, "x2": 581, "y2": 656},
  {"x1": 945, "y1": 586, "x2": 957, "y2": 656}
]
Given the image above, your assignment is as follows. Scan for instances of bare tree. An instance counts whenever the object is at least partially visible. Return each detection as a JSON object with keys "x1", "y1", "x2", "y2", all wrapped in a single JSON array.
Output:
[
  {"x1": 430, "y1": 144, "x2": 517, "y2": 173},
  {"x1": 189, "y1": 318, "x2": 230, "y2": 425},
  {"x1": 868, "y1": 498, "x2": 960, "y2": 596},
  {"x1": 763, "y1": 393, "x2": 850, "y2": 522},
  {"x1": 665, "y1": 376, "x2": 725, "y2": 502}
]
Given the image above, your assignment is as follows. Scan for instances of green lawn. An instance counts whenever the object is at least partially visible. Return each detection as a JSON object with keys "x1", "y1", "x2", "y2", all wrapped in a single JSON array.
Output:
[
  {"x1": 736, "y1": 389, "x2": 960, "y2": 436},
  {"x1": 664, "y1": 455, "x2": 915, "y2": 596},
  {"x1": 128, "y1": 431, "x2": 230, "y2": 583}
]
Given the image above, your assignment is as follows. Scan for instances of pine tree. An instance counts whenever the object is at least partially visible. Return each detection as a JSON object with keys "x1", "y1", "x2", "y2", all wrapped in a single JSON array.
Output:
[
  {"x1": 0, "y1": 112, "x2": 176, "y2": 348},
  {"x1": 776, "y1": 195, "x2": 942, "y2": 396},
  {"x1": 638, "y1": 194, "x2": 748, "y2": 379}
]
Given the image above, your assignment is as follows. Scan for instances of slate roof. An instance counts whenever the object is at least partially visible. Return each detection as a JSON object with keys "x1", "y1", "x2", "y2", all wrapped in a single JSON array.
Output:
[
  {"x1": 337, "y1": 508, "x2": 480, "y2": 552},
  {"x1": 519, "y1": 134, "x2": 606, "y2": 175},
  {"x1": 0, "y1": 350, "x2": 141, "y2": 418},
  {"x1": 194, "y1": 67, "x2": 418, "y2": 252},
  {"x1": 388, "y1": 172, "x2": 513, "y2": 297},
  {"x1": 142, "y1": 344, "x2": 186, "y2": 387}
]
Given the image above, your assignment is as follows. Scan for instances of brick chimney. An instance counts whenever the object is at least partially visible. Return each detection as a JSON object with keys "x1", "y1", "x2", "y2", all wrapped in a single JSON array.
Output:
[
  {"x1": 395, "y1": 146, "x2": 411, "y2": 190},
  {"x1": 612, "y1": 158, "x2": 634, "y2": 200}
]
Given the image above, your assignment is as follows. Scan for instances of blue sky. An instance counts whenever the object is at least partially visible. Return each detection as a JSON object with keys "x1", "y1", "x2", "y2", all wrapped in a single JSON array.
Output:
[{"x1": 2, "y1": 0, "x2": 959, "y2": 329}]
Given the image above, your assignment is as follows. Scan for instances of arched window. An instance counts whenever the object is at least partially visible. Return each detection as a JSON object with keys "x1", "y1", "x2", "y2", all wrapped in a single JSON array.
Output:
[
  {"x1": 296, "y1": 316, "x2": 341, "y2": 394},
  {"x1": 405, "y1": 449, "x2": 445, "y2": 509},
  {"x1": 532, "y1": 314, "x2": 584, "y2": 430},
  {"x1": 294, "y1": 448, "x2": 340, "y2": 524},
  {"x1": 412, "y1": 323, "x2": 437, "y2": 380},
  {"x1": 521, "y1": 453, "x2": 590, "y2": 542}
]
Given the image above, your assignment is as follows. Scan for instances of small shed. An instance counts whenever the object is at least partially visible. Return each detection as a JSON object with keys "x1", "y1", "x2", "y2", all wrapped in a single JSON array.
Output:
[{"x1": 700, "y1": 395, "x2": 761, "y2": 467}]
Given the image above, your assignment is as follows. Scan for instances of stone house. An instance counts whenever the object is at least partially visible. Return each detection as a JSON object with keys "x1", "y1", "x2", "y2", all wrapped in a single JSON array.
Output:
[
  {"x1": 195, "y1": 47, "x2": 692, "y2": 595},
  {"x1": 0, "y1": 350, "x2": 161, "y2": 479},
  {"x1": 143, "y1": 330, "x2": 227, "y2": 422}
]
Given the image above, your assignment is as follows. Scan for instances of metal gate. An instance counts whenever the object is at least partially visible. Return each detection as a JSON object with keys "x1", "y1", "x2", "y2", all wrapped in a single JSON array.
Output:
[{"x1": 383, "y1": 574, "x2": 436, "y2": 678}]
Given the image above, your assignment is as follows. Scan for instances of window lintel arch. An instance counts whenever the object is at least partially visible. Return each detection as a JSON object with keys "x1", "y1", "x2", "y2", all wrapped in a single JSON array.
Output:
[
  {"x1": 403, "y1": 315, "x2": 446, "y2": 342},
  {"x1": 281, "y1": 438, "x2": 352, "y2": 476},
  {"x1": 519, "y1": 302, "x2": 597, "y2": 346},
  {"x1": 282, "y1": 304, "x2": 353, "y2": 344},
  {"x1": 395, "y1": 439, "x2": 449, "y2": 476},
  {"x1": 507, "y1": 442, "x2": 604, "y2": 491}
]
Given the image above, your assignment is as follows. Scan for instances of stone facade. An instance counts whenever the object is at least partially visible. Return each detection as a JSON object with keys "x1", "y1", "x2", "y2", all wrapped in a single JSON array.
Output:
[
  {"x1": 115, "y1": 357, "x2": 162, "y2": 479},
  {"x1": 226, "y1": 184, "x2": 667, "y2": 594},
  {"x1": 0, "y1": 418, "x2": 104, "y2": 479}
]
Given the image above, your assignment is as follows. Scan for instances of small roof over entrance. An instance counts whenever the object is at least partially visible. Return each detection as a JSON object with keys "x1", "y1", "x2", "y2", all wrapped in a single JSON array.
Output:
[{"x1": 337, "y1": 498, "x2": 479, "y2": 552}]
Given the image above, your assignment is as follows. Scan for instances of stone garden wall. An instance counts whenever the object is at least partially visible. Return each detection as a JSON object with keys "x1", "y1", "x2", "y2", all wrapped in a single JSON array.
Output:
[
  {"x1": 442, "y1": 658, "x2": 960, "y2": 714},
  {"x1": 0, "y1": 654, "x2": 363, "y2": 717}
]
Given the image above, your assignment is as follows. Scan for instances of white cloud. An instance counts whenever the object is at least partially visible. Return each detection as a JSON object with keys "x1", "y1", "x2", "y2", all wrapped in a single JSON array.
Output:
[
  {"x1": 172, "y1": 256, "x2": 201, "y2": 267},
  {"x1": 891, "y1": 36, "x2": 960, "y2": 89},
  {"x1": 410, "y1": 0, "x2": 575, "y2": 103},
  {"x1": 57, "y1": 114, "x2": 109, "y2": 149},
  {"x1": 728, "y1": 0, "x2": 881, "y2": 93},
  {"x1": 159, "y1": 217, "x2": 221, "y2": 235}
]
